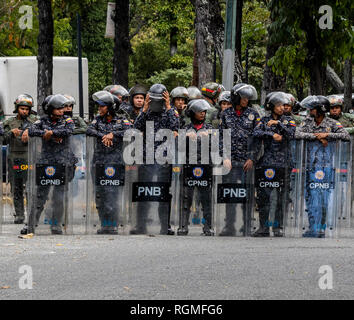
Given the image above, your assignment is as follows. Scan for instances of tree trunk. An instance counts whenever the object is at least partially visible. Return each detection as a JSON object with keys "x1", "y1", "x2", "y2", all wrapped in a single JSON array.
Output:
[
  {"x1": 343, "y1": 58, "x2": 353, "y2": 113},
  {"x1": 113, "y1": 0, "x2": 129, "y2": 87},
  {"x1": 326, "y1": 65, "x2": 344, "y2": 93},
  {"x1": 195, "y1": 0, "x2": 214, "y2": 87},
  {"x1": 192, "y1": 40, "x2": 199, "y2": 86},
  {"x1": 37, "y1": 0, "x2": 53, "y2": 115},
  {"x1": 170, "y1": 26, "x2": 178, "y2": 56},
  {"x1": 261, "y1": 41, "x2": 286, "y2": 105}
]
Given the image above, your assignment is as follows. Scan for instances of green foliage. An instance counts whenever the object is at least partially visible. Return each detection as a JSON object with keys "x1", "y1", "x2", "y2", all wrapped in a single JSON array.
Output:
[
  {"x1": 268, "y1": 0, "x2": 354, "y2": 92},
  {"x1": 145, "y1": 65, "x2": 193, "y2": 91},
  {"x1": 241, "y1": 1, "x2": 270, "y2": 90}
]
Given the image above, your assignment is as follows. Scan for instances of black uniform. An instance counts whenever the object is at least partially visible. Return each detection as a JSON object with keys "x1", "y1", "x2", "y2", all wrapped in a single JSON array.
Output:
[
  {"x1": 86, "y1": 115, "x2": 132, "y2": 230},
  {"x1": 26, "y1": 115, "x2": 76, "y2": 233}
]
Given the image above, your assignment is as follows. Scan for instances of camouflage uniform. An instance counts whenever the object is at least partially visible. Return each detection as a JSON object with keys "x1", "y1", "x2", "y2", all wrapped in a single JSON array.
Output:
[
  {"x1": 218, "y1": 106, "x2": 261, "y2": 234},
  {"x1": 26, "y1": 115, "x2": 77, "y2": 233},
  {"x1": 179, "y1": 122, "x2": 214, "y2": 235},
  {"x1": 3, "y1": 114, "x2": 38, "y2": 222},
  {"x1": 295, "y1": 116, "x2": 350, "y2": 235},
  {"x1": 132, "y1": 108, "x2": 179, "y2": 234},
  {"x1": 86, "y1": 114, "x2": 132, "y2": 230},
  {"x1": 253, "y1": 115, "x2": 296, "y2": 234}
]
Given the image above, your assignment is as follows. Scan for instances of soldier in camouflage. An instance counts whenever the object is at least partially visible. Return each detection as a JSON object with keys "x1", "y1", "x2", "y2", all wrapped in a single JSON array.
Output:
[
  {"x1": 252, "y1": 92, "x2": 296, "y2": 237},
  {"x1": 218, "y1": 83, "x2": 260, "y2": 236},
  {"x1": 20, "y1": 94, "x2": 77, "y2": 235},
  {"x1": 62, "y1": 95, "x2": 87, "y2": 134},
  {"x1": 328, "y1": 95, "x2": 354, "y2": 134},
  {"x1": 3, "y1": 94, "x2": 38, "y2": 224},
  {"x1": 201, "y1": 82, "x2": 224, "y2": 128},
  {"x1": 295, "y1": 95, "x2": 350, "y2": 238},
  {"x1": 120, "y1": 84, "x2": 147, "y2": 123},
  {"x1": 87, "y1": 91, "x2": 132, "y2": 234}
]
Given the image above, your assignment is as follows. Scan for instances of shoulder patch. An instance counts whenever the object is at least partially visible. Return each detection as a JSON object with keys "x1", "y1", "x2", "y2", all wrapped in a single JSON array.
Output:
[
  {"x1": 248, "y1": 114, "x2": 255, "y2": 121},
  {"x1": 123, "y1": 120, "x2": 131, "y2": 125},
  {"x1": 65, "y1": 118, "x2": 73, "y2": 124},
  {"x1": 289, "y1": 120, "x2": 296, "y2": 127},
  {"x1": 335, "y1": 122, "x2": 343, "y2": 127},
  {"x1": 174, "y1": 109, "x2": 179, "y2": 118}
]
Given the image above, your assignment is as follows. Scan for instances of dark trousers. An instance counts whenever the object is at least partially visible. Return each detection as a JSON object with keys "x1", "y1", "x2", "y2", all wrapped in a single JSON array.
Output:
[
  {"x1": 222, "y1": 166, "x2": 250, "y2": 233},
  {"x1": 181, "y1": 186, "x2": 212, "y2": 228},
  {"x1": 28, "y1": 185, "x2": 65, "y2": 230},
  {"x1": 135, "y1": 164, "x2": 172, "y2": 232},
  {"x1": 95, "y1": 186, "x2": 120, "y2": 227}
]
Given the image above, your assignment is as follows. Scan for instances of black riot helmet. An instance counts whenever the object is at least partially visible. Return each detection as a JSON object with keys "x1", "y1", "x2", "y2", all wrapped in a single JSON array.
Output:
[
  {"x1": 264, "y1": 92, "x2": 290, "y2": 111},
  {"x1": 92, "y1": 90, "x2": 116, "y2": 116},
  {"x1": 185, "y1": 99, "x2": 211, "y2": 118},
  {"x1": 129, "y1": 84, "x2": 147, "y2": 106},
  {"x1": 46, "y1": 94, "x2": 71, "y2": 115},
  {"x1": 300, "y1": 95, "x2": 330, "y2": 114},
  {"x1": 42, "y1": 95, "x2": 53, "y2": 115},
  {"x1": 148, "y1": 83, "x2": 167, "y2": 113},
  {"x1": 231, "y1": 83, "x2": 258, "y2": 107}
]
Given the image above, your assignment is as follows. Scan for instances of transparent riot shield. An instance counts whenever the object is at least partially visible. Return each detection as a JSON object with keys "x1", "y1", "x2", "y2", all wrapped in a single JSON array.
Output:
[
  {"x1": 298, "y1": 140, "x2": 343, "y2": 238},
  {"x1": 26, "y1": 136, "x2": 77, "y2": 235},
  {"x1": 351, "y1": 136, "x2": 354, "y2": 229},
  {"x1": 86, "y1": 136, "x2": 128, "y2": 235},
  {"x1": 213, "y1": 164, "x2": 255, "y2": 237},
  {"x1": 70, "y1": 134, "x2": 87, "y2": 234},
  {"x1": 335, "y1": 140, "x2": 352, "y2": 237},
  {"x1": 254, "y1": 165, "x2": 290, "y2": 237},
  {"x1": 126, "y1": 164, "x2": 176, "y2": 235},
  {"x1": 285, "y1": 139, "x2": 304, "y2": 237},
  {"x1": 0, "y1": 138, "x2": 3, "y2": 233},
  {"x1": 176, "y1": 165, "x2": 214, "y2": 236}
]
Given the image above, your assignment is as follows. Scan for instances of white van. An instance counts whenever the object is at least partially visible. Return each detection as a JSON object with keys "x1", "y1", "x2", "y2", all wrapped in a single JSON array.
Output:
[{"x1": 0, "y1": 56, "x2": 89, "y2": 119}]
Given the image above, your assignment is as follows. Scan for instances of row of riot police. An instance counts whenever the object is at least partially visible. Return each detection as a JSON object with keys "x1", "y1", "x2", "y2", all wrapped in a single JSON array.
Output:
[{"x1": 0, "y1": 82, "x2": 352, "y2": 238}]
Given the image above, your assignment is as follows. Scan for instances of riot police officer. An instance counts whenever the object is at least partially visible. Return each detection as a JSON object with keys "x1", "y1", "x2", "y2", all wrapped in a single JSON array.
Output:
[
  {"x1": 120, "y1": 84, "x2": 147, "y2": 123},
  {"x1": 20, "y1": 94, "x2": 77, "y2": 234},
  {"x1": 170, "y1": 86, "x2": 189, "y2": 128},
  {"x1": 218, "y1": 83, "x2": 260, "y2": 236},
  {"x1": 132, "y1": 83, "x2": 179, "y2": 235},
  {"x1": 328, "y1": 95, "x2": 354, "y2": 134},
  {"x1": 63, "y1": 95, "x2": 87, "y2": 134},
  {"x1": 295, "y1": 95, "x2": 350, "y2": 237},
  {"x1": 283, "y1": 93, "x2": 304, "y2": 126},
  {"x1": 252, "y1": 92, "x2": 296, "y2": 237},
  {"x1": 201, "y1": 82, "x2": 224, "y2": 128},
  {"x1": 177, "y1": 99, "x2": 214, "y2": 236},
  {"x1": 3, "y1": 94, "x2": 38, "y2": 224},
  {"x1": 86, "y1": 91, "x2": 132, "y2": 234}
]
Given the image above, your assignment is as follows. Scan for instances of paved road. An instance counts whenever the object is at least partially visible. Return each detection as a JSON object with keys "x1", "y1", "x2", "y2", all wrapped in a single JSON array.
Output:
[{"x1": 1, "y1": 229, "x2": 353, "y2": 300}]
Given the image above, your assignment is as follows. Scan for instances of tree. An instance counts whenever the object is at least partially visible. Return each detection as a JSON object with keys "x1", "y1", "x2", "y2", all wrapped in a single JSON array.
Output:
[
  {"x1": 195, "y1": 0, "x2": 224, "y2": 87},
  {"x1": 37, "y1": 0, "x2": 54, "y2": 114},
  {"x1": 267, "y1": 0, "x2": 353, "y2": 95},
  {"x1": 113, "y1": 0, "x2": 130, "y2": 87}
]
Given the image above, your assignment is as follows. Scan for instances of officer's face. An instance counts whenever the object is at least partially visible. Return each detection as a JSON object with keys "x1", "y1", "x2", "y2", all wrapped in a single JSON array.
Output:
[
  {"x1": 283, "y1": 104, "x2": 292, "y2": 115},
  {"x1": 52, "y1": 108, "x2": 64, "y2": 118},
  {"x1": 133, "y1": 95, "x2": 145, "y2": 108},
  {"x1": 240, "y1": 97, "x2": 248, "y2": 108},
  {"x1": 63, "y1": 105, "x2": 73, "y2": 113},
  {"x1": 273, "y1": 104, "x2": 284, "y2": 116},
  {"x1": 329, "y1": 106, "x2": 341, "y2": 118},
  {"x1": 220, "y1": 101, "x2": 232, "y2": 111},
  {"x1": 18, "y1": 106, "x2": 30, "y2": 117},
  {"x1": 309, "y1": 109, "x2": 317, "y2": 118},
  {"x1": 195, "y1": 111, "x2": 206, "y2": 121},
  {"x1": 174, "y1": 98, "x2": 186, "y2": 111},
  {"x1": 117, "y1": 95, "x2": 123, "y2": 103},
  {"x1": 98, "y1": 105, "x2": 108, "y2": 116}
]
